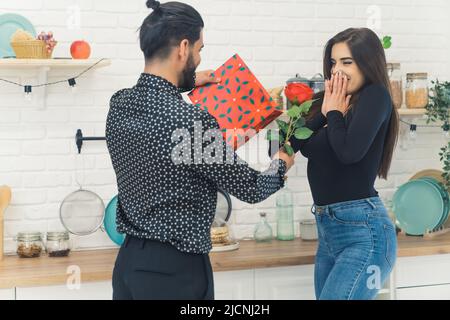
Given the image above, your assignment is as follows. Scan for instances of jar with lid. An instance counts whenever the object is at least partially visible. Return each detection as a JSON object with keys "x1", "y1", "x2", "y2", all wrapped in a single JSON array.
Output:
[
  {"x1": 387, "y1": 63, "x2": 403, "y2": 109},
  {"x1": 46, "y1": 231, "x2": 71, "y2": 257},
  {"x1": 310, "y1": 73, "x2": 325, "y2": 94},
  {"x1": 254, "y1": 212, "x2": 273, "y2": 242},
  {"x1": 276, "y1": 185, "x2": 295, "y2": 241},
  {"x1": 405, "y1": 73, "x2": 429, "y2": 109},
  {"x1": 299, "y1": 219, "x2": 318, "y2": 241},
  {"x1": 15, "y1": 232, "x2": 44, "y2": 258}
]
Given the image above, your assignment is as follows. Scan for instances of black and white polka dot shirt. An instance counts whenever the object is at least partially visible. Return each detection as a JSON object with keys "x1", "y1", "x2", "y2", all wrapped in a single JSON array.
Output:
[{"x1": 105, "y1": 73, "x2": 287, "y2": 254}]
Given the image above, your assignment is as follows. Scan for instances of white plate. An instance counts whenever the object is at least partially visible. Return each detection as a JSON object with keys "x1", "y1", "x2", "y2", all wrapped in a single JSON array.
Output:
[{"x1": 211, "y1": 241, "x2": 239, "y2": 252}]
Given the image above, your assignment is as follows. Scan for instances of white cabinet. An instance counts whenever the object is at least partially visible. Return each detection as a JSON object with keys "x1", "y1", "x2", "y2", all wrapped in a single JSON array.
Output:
[
  {"x1": 255, "y1": 265, "x2": 315, "y2": 300},
  {"x1": 16, "y1": 281, "x2": 112, "y2": 300},
  {"x1": 214, "y1": 270, "x2": 254, "y2": 300},
  {"x1": 396, "y1": 254, "x2": 450, "y2": 288},
  {"x1": 397, "y1": 285, "x2": 450, "y2": 300},
  {"x1": 0, "y1": 288, "x2": 15, "y2": 300}
]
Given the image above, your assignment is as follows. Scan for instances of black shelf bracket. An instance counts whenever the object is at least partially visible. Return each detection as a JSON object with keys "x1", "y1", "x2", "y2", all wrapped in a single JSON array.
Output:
[{"x1": 76, "y1": 129, "x2": 106, "y2": 154}]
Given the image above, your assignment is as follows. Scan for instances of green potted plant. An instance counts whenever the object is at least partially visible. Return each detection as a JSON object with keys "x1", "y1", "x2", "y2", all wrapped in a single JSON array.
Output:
[{"x1": 425, "y1": 80, "x2": 450, "y2": 188}]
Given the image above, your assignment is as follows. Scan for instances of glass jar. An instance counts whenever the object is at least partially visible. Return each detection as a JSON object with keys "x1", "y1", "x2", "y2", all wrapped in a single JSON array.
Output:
[
  {"x1": 310, "y1": 73, "x2": 325, "y2": 94},
  {"x1": 299, "y1": 219, "x2": 318, "y2": 241},
  {"x1": 254, "y1": 212, "x2": 273, "y2": 242},
  {"x1": 276, "y1": 185, "x2": 295, "y2": 241},
  {"x1": 46, "y1": 231, "x2": 71, "y2": 257},
  {"x1": 405, "y1": 73, "x2": 429, "y2": 109},
  {"x1": 15, "y1": 232, "x2": 44, "y2": 258},
  {"x1": 387, "y1": 63, "x2": 403, "y2": 109}
]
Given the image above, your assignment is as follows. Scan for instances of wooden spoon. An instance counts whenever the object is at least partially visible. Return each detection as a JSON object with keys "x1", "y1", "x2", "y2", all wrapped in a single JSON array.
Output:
[{"x1": 0, "y1": 186, "x2": 12, "y2": 261}]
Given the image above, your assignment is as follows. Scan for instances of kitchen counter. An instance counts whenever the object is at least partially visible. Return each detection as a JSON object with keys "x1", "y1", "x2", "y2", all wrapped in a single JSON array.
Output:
[{"x1": 1, "y1": 233, "x2": 450, "y2": 289}]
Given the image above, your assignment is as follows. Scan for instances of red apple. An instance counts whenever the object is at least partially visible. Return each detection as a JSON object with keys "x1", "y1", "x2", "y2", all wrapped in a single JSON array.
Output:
[{"x1": 70, "y1": 40, "x2": 91, "y2": 59}]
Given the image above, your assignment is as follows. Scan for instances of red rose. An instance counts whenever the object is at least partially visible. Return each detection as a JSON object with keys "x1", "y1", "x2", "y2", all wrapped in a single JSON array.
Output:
[{"x1": 285, "y1": 83, "x2": 314, "y2": 104}]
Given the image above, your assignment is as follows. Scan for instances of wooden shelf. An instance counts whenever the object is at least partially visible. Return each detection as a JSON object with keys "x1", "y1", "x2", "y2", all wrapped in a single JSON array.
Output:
[
  {"x1": 397, "y1": 108, "x2": 426, "y2": 116},
  {"x1": 0, "y1": 58, "x2": 111, "y2": 109},
  {"x1": 0, "y1": 58, "x2": 111, "y2": 69}
]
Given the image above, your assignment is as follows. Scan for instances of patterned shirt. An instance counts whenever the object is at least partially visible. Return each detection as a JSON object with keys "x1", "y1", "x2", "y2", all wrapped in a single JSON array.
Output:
[{"x1": 106, "y1": 73, "x2": 287, "y2": 254}]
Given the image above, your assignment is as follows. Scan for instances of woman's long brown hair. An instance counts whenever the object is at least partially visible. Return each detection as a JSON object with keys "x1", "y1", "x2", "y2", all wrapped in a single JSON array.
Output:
[{"x1": 307, "y1": 27, "x2": 399, "y2": 179}]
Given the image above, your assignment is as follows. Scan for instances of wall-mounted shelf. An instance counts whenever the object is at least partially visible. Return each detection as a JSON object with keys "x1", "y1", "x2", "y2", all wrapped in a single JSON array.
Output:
[
  {"x1": 0, "y1": 58, "x2": 111, "y2": 68},
  {"x1": 397, "y1": 108, "x2": 426, "y2": 116},
  {"x1": 0, "y1": 58, "x2": 111, "y2": 109}
]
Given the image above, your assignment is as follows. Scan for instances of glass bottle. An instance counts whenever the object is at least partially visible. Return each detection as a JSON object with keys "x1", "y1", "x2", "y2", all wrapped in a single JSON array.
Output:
[
  {"x1": 405, "y1": 73, "x2": 429, "y2": 109},
  {"x1": 254, "y1": 212, "x2": 273, "y2": 242},
  {"x1": 276, "y1": 185, "x2": 295, "y2": 241},
  {"x1": 387, "y1": 63, "x2": 403, "y2": 109}
]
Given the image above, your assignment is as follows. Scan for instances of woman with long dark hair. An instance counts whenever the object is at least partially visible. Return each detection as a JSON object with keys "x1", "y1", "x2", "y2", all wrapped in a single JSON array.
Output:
[{"x1": 286, "y1": 28, "x2": 399, "y2": 299}]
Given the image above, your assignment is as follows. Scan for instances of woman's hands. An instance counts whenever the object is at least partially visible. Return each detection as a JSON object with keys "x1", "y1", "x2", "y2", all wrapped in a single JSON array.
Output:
[
  {"x1": 195, "y1": 70, "x2": 221, "y2": 87},
  {"x1": 321, "y1": 71, "x2": 352, "y2": 116}
]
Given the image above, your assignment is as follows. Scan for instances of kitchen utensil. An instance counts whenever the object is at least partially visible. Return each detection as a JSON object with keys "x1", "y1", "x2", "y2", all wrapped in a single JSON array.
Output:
[
  {"x1": 104, "y1": 195, "x2": 125, "y2": 246},
  {"x1": 410, "y1": 169, "x2": 450, "y2": 229},
  {"x1": 420, "y1": 177, "x2": 449, "y2": 229},
  {"x1": 59, "y1": 155, "x2": 105, "y2": 236},
  {"x1": 0, "y1": 13, "x2": 36, "y2": 58},
  {"x1": 213, "y1": 187, "x2": 232, "y2": 226},
  {"x1": 393, "y1": 179, "x2": 444, "y2": 235},
  {"x1": 0, "y1": 185, "x2": 12, "y2": 261}
]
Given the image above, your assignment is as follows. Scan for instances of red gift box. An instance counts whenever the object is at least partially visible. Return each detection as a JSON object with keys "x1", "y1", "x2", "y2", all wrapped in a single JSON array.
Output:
[{"x1": 188, "y1": 54, "x2": 283, "y2": 149}]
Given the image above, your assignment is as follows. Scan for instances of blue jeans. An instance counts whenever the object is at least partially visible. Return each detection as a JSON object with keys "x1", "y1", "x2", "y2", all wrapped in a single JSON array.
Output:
[{"x1": 312, "y1": 196, "x2": 397, "y2": 300}]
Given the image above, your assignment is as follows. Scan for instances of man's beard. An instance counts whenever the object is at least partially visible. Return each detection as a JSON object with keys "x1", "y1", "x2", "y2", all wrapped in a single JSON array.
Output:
[{"x1": 178, "y1": 53, "x2": 197, "y2": 90}]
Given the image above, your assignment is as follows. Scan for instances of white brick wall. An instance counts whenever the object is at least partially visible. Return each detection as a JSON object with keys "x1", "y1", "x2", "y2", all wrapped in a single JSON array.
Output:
[{"x1": 0, "y1": 0, "x2": 449, "y2": 252}]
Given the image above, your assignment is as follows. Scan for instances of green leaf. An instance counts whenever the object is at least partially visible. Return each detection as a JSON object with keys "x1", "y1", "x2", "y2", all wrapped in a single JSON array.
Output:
[
  {"x1": 260, "y1": 96, "x2": 265, "y2": 103},
  {"x1": 214, "y1": 104, "x2": 219, "y2": 111},
  {"x1": 203, "y1": 97, "x2": 208, "y2": 103},
  {"x1": 294, "y1": 127, "x2": 313, "y2": 140},
  {"x1": 287, "y1": 106, "x2": 301, "y2": 118},
  {"x1": 242, "y1": 81, "x2": 249, "y2": 85},
  {"x1": 276, "y1": 119, "x2": 289, "y2": 134},
  {"x1": 242, "y1": 96, "x2": 248, "y2": 100},
  {"x1": 237, "y1": 86, "x2": 241, "y2": 93},
  {"x1": 226, "y1": 88, "x2": 232, "y2": 94},
  {"x1": 225, "y1": 79, "x2": 230, "y2": 85},
  {"x1": 250, "y1": 98, "x2": 255, "y2": 105},
  {"x1": 227, "y1": 117, "x2": 233, "y2": 123},
  {"x1": 219, "y1": 114, "x2": 226, "y2": 118},
  {"x1": 238, "y1": 115, "x2": 243, "y2": 122},
  {"x1": 249, "y1": 89, "x2": 254, "y2": 96},
  {"x1": 244, "y1": 110, "x2": 251, "y2": 115},
  {"x1": 284, "y1": 144, "x2": 294, "y2": 156},
  {"x1": 295, "y1": 118, "x2": 306, "y2": 128},
  {"x1": 235, "y1": 77, "x2": 240, "y2": 83},
  {"x1": 299, "y1": 100, "x2": 315, "y2": 114},
  {"x1": 227, "y1": 107, "x2": 232, "y2": 114},
  {"x1": 238, "y1": 105, "x2": 243, "y2": 112},
  {"x1": 213, "y1": 95, "x2": 218, "y2": 101}
]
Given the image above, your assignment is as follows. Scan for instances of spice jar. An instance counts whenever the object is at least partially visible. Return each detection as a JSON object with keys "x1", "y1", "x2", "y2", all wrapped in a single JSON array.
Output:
[
  {"x1": 405, "y1": 73, "x2": 429, "y2": 109},
  {"x1": 387, "y1": 63, "x2": 403, "y2": 109},
  {"x1": 46, "y1": 231, "x2": 71, "y2": 257},
  {"x1": 16, "y1": 232, "x2": 44, "y2": 258},
  {"x1": 299, "y1": 219, "x2": 318, "y2": 241}
]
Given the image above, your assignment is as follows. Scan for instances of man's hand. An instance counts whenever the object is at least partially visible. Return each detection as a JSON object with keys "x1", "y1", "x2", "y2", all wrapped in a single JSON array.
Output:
[
  {"x1": 273, "y1": 144, "x2": 295, "y2": 171},
  {"x1": 195, "y1": 70, "x2": 221, "y2": 87}
]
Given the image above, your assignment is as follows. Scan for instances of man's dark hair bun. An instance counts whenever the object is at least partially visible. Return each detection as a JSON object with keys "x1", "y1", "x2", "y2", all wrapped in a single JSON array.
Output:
[{"x1": 146, "y1": 0, "x2": 161, "y2": 11}]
